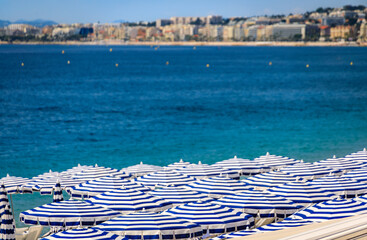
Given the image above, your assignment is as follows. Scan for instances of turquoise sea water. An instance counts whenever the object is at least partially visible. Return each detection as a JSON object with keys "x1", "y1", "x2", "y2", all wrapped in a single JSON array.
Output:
[{"x1": 1, "y1": 45, "x2": 367, "y2": 225}]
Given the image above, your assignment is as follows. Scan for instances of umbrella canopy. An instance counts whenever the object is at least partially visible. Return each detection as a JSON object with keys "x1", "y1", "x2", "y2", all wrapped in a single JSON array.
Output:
[
  {"x1": 93, "y1": 211, "x2": 203, "y2": 239},
  {"x1": 242, "y1": 171, "x2": 301, "y2": 190},
  {"x1": 85, "y1": 188, "x2": 172, "y2": 214},
  {"x1": 70, "y1": 176, "x2": 149, "y2": 200},
  {"x1": 41, "y1": 228, "x2": 126, "y2": 240},
  {"x1": 255, "y1": 219, "x2": 314, "y2": 232},
  {"x1": 342, "y1": 167, "x2": 367, "y2": 183},
  {"x1": 0, "y1": 183, "x2": 9, "y2": 216},
  {"x1": 313, "y1": 155, "x2": 365, "y2": 172},
  {"x1": 212, "y1": 189, "x2": 302, "y2": 218},
  {"x1": 175, "y1": 161, "x2": 240, "y2": 180},
  {"x1": 20, "y1": 200, "x2": 121, "y2": 227},
  {"x1": 150, "y1": 186, "x2": 212, "y2": 206},
  {"x1": 309, "y1": 175, "x2": 367, "y2": 198},
  {"x1": 212, "y1": 156, "x2": 271, "y2": 176},
  {"x1": 344, "y1": 148, "x2": 367, "y2": 163},
  {"x1": 279, "y1": 163, "x2": 339, "y2": 180},
  {"x1": 34, "y1": 170, "x2": 72, "y2": 180},
  {"x1": 53, "y1": 180, "x2": 64, "y2": 203},
  {"x1": 134, "y1": 169, "x2": 196, "y2": 189},
  {"x1": 210, "y1": 229, "x2": 259, "y2": 240},
  {"x1": 253, "y1": 152, "x2": 299, "y2": 169},
  {"x1": 290, "y1": 198, "x2": 367, "y2": 222},
  {"x1": 61, "y1": 164, "x2": 95, "y2": 175},
  {"x1": 185, "y1": 176, "x2": 251, "y2": 199},
  {"x1": 267, "y1": 182, "x2": 336, "y2": 207},
  {"x1": 164, "y1": 201, "x2": 254, "y2": 235},
  {"x1": 122, "y1": 162, "x2": 163, "y2": 177},
  {"x1": 354, "y1": 194, "x2": 367, "y2": 203},
  {"x1": 0, "y1": 204, "x2": 15, "y2": 240},
  {"x1": 73, "y1": 165, "x2": 131, "y2": 182},
  {"x1": 22, "y1": 176, "x2": 82, "y2": 195},
  {"x1": 0, "y1": 174, "x2": 32, "y2": 194},
  {"x1": 166, "y1": 159, "x2": 191, "y2": 170}
]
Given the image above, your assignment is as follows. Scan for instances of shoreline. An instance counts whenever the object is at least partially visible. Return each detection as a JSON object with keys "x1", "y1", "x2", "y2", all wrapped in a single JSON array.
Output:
[{"x1": 1, "y1": 40, "x2": 367, "y2": 47}]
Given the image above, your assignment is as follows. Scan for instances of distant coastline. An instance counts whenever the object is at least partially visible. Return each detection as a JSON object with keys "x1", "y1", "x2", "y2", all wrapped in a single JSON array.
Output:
[{"x1": 1, "y1": 40, "x2": 367, "y2": 47}]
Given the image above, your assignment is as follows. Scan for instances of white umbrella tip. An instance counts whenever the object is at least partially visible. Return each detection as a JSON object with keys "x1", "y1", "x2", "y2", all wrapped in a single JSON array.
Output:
[
  {"x1": 234, "y1": 155, "x2": 237, "y2": 159},
  {"x1": 78, "y1": 163, "x2": 81, "y2": 167},
  {"x1": 179, "y1": 159, "x2": 183, "y2": 163},
  {"x1": 6, "y1": 173, "x2": 9, "y2": 177},
  {"x1": 49, "y1": 169, "x2": 52, "y2": 173},
  {"x1": 333, "y1": 155, "x2": 336, "y2": 158},
  {"x1": 198, "y1": 161, "x2": 202, "y2": 165},
  {"x1": 140, "y1": 161, "x2": 143, "y2": 165},
  {"x1": 95, "y1": 164, "x2": 98, "y2": 167},
  {"x1": 364, "y1": 148, "x2": 366, "y2": 152},
  {"x1": 266, "y1": 152, "x2": 270, "y2": 156}
]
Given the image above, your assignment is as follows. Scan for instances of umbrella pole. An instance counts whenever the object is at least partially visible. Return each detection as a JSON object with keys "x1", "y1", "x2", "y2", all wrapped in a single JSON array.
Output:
[{"x1": 10, "y1": 194, "x2": 15, "y2": 220}]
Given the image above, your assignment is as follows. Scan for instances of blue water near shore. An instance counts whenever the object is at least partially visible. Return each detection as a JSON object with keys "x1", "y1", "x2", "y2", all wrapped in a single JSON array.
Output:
[{"x1": 1, "y1": 45, "x2": 367, "y2": 225}]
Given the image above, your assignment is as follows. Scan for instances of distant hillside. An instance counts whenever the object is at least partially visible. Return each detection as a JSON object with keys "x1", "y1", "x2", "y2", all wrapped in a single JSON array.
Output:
[
  {"x1": 0, "y1": 20, "x2": 11, "y2": 27},
  {"x1": 13, "y1": 19, "x2": 57, "y2": 28}
]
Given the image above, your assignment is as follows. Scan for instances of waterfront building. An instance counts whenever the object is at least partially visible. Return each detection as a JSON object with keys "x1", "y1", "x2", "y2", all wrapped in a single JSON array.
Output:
[
  {"x1": 359, "y1": 21, "x2": 367, "y2": 41},
  {"x1": 156, "y1": 19, "x2": 172, "y2": 27},
  {"x1": 321, "y1": 17, "x2": 345, "y2": 26},
  {"x1": 271, "y1": 24, "x2": 306, "y2": 40},
  {"x1": 330, "y1": 25, "x2": 355, "y2": 40}
]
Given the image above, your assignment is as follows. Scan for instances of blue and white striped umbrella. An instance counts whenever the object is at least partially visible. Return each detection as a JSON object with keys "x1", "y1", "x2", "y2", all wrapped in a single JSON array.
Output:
[
  {"x1": 20, "y1": 200, "x2": 121, "y2": 227},
  {"x1": 41, "y1": 228, "x2": 126, "y2": 240},
  {"x1": 342, "y1": 167, "x2": 367, "y2": 183},
  {"x1": 0, "y1": 204, "x2": 15, "y2": 240},
  {"x1": 34, "y1": 170, "x2": 72, "y2": 180},
  {"x1": 344, "y1": 148, "x2": 367, "y2": 163},
  {"x1": 279, "y1": 163, "x2": 339, "y2": 180},
  {"x1": 185, "y1": 176, "x2": 251, "y2": 199},
  {"x1": 0, "y1": 174, "x2": 32, "y2": 194},
  {"x1": 212, "y1": 156, "x2": 271, "y2": 176},
  {"x1": 166, "y1": 159, "x2": 191, "y2": 170},
  {"x1": 164, "y1": 201, "x2": 254, "y2": 235},
  {"x1": 256, "y1": 219, "x2": 314, "y2": 232},
  {"x1": 134, "y1": 169, "x2": 196, "y2": 189},
  {"x1": 0, "y1": 183, "x2": 9, "y2": 217},
  {"x1": 70, "y1": 176, "x2": 150, "y2": 200},
  {"x1": 85, "y1": 188, "x2": 172, "y2": 214},
  {"x1": 212, "y1": 189, "x2": 302, "y2": 219},
  {"x1": 175, "y1": 162, "x2": 240, "y2": 180},
  {"x1": 53, "y1": 180, "x2": 64, "y2": 203},
  {"x1": 242, "y1": 171, "x2": 301, "y2": 190},
  {"x1": 122, "y1": 162, "x2": 164, "y2": 177},
  {"x1": 150, "y1": 186, "x2": 212, "y2": 206},
  {"x1": 267, "y1": 182, "x2": 336, "y2": 207},
  {"x1": 210, "y1": 229, "x2": 259, "y2": 240},
  {"x1": 309, "y1": 176, "x2": 367, "y2": 198},
  {"x1": 314, "y1": 155, "x2": 365, "y2": 172},
  {"x1": 73, "y1": 165, "x2": 131, "y2": 182},
  {"x1": 22, "y1": 176, "x2": 82, "y2": 195},
  {"x1": 354, "y1": 194, "x2": 367, "y2": 203},
  {"x1": 253, "y1": 152, "x2": 299, "y2": 169},
  {"x1": 93, "y1": 211, "x2": 203, "y2": 239},
  {"x1": 290, "y1": 198, "x2": 367, "y2": 222},
  {"x1": 61, "y1": 164, "x2": 95, "y2": 175}
]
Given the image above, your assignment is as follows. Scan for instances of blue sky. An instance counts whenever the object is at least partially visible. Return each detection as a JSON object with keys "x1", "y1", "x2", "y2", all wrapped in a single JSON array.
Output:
[{"x1": 0, "y1": 0, "x2": 366, "y2": 23}]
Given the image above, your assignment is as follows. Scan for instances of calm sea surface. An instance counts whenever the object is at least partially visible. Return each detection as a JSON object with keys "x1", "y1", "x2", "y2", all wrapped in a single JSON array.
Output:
[{"x1": 1, "y1": 45, "x2": 367, "y2": 224}]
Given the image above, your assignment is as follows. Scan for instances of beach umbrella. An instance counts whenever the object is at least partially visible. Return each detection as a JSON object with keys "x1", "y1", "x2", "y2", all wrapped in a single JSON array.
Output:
[
  {"x1": 289, "y1": 198, "x2": 367, "y2": 222},
  {"x1": 212, "y1": 189, "x2": 302, "y2": 219},
  {"x1": 185, "y1": 176, "x2": 251, "y2": 199},
  {"x1": 267, "y1": 182, "x2": 336, "y2": 207},
  {"x1": 256, "y1": 219, "x2": 314, "y2": 232},
  {"x1": 0, "y1": 183, "x2": 9, "y2": 216},
  {"x1": 175, "y1": 161, "x2": 240, "y2": 179},
  {"x1": 313, "y1": 155, "x2": 365, "y2": 172},
  {"x1": 85, "y1": 187, "x2": 172, "y2": 214},
  {"x1": 342, "y1": 167, "x2": 367, "y2": 183},
  {"x1": 33, "y1": 170, "x2": 72, "y2": 180},
  {"x1": 309, "y1": 175, "x2": 367, "y2": 198},
  {"x1": 253, "y1": 152, "x2": 299, "y2": 169},
  {"x1": 210, "y1": 229, "x2": 260, "y2": 240},
  {"x1": 242, "y1": 171, "x2": 301, "y2": 190},
  {"x1": 134, "y1": 169, "x2": 196, "y2": 189},
  {"x1": 212, "y1": 156, "x2": 271, "y2": 176},
  {"x1": 166, "y1": 159, "x2": 191, "y2": 170},
  {"x1": 53, "y1": 180, "x2": 64, "y2": 203},
  {"x1": 0, "y1": 204, "x2": 15, "y2": 240},
  {"x1": 150, "y1": 186, "x2": 212, "y2": 206},
  {"x1": 41, "y1": 228, "x2": 126, "y2": 240},
  {"x1": 70, "y1": 176, "x2": 149, "y2": 200},
  {"x1": 61, "y1": 164, "x2": 95, "y2": 175},
  {"x1": 344, "y1": 148, "x2": 367, "y2": 163},
  {"x1": 0, "y1": 174, "x2": 32, "y2": 194},
  {"x1": 354, "y1": 194, "x2": 367, "y2": 203},
  {"x1": 93, "y1": 211, "x2": 203, "y2": 239},
  {"x1": 279, "y1": 163, "x2": 339, "y2": 180},
  {"x1": 22, "y1": 176, "x2": 82, "y2": 195},
  {"x1": 73, "y1": 165, "x2": 131, "y2": 182},
  {"x1": 20, "y1": 200, "x2": 121, "y2": 228},
  {"x1": 122, "y1": 162, "x2": 163, "y2": 177},
  {"x1": 164, "y1": 201, "x2": 254, "y2": 235}
]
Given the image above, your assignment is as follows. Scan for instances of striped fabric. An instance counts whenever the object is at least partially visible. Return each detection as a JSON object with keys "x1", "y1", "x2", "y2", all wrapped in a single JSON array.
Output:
[
  {"x1": 61, "y1": 164, "x2": 94, "y2": 175},
  {"x1": 0, "y1": 175, "x2": 32, "y2": 194},
  {"x1": 0, "y1": 205, "x2": 15, "y2": 240},
  {"x1": 134, "y1": 170, "x2": 196, "y2": 189},
  {"x1": 344, "y1": 148, "x2": 367, "y2": 163},
  {"x1": 256, "y1": 219, "x2": 314, "y2": 232},
  {"x1": 53, "y1": 181, "x2": 64, "y2": 203},
  {"x1": 279, "y1": 163, "x2": 339, "y2": 180},
  {"x1": 253, "y1": 152, "x2": 299, "y2": 168},
  {"x1": 93, "y1": 212, "x2": 203, "y2": 239},
  {"x1": 41, "y1": 228, "x2": 126, "y2": 240},
  {"x1": 166, "y1": 159, "x2": 191, "y2": 170},
  {"x1": 122, "y1": 162, "x2": 163, "y2": 177},
  {"x1": 164, "y1": 201, "x2": 254, "y2": 235},
  {"x1": 0, "y1": 183, "x2": 9, "y2": 217},
  {"x1": 212, "y1": 189, "x2": 302, "y2": 218},
  {"x1": 314, "y1": 155, "x2": 365, "y2": 172},
  {"x1": 342, "y1": 167, "x2": 367, "y2": 183},
  {"x1": 85, "y1": 188, "x2": 172, "y2": 214},
  {"x1": 290, "y1": 198, "x2": 367, "y2": 222},
  {"x1": 267, "y1": 182, "x2": 336, "y2": 207},
  {"x1": 34, "y1": 170, "x2": 72, "y2": 180},
  {"x1": 175, "y1": 162, "x2": 240, "y2": 180},
  {"x1": 309, "y1": 176, "x2": 367, "y2": 198},
  {"x1": 210, "y1": 229, "x2": 259, "y2": 240},
  {"x1": 73, "y1": 165, "x2": 131, "y2": 182},
  {"x1": 185, "y1": 176, "x2": 251, "y2": 199},
  {"x1": 22, "y1": 177, "x2": 82, "y2": 195},
  {"x1": 212, "y1": 156, "x2": 271, "y2": 176},
  {"x1": 20, "y1": 200, "x2": 121, "y2": 227},
  {"x1": 70, "y1": 176, "x2": 149, "y2": 200},
  {"x1": 150, "y1": 186, "x2": 212, "y2": 206},
  {"x1": 354, "y1": 194, "x2": 367, "y2": 203},
  {"x1": 243, "y1": 171, "x2": 301, "y2": 190}
]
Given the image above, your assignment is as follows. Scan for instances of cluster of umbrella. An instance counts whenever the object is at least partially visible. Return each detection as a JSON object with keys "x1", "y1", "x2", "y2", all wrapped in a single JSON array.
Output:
[{"x1": 0, "y1": 148, "x2": 366, "y2": 239}]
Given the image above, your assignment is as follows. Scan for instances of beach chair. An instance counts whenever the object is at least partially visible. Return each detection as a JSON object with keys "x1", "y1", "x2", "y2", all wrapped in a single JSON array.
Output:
[
  {"x1": 24, "y1": 226, "x2": 43, "y2": 240},
  {"x1": 15, "y1": 227, "x2": 29, "y2": 240}
]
